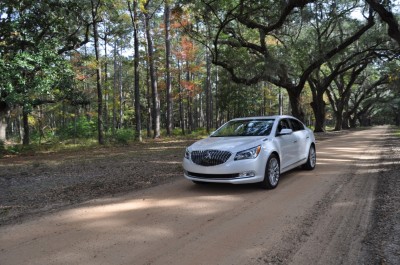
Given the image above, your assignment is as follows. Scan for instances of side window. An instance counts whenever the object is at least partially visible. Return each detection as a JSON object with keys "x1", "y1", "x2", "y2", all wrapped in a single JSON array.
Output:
[
  {"x1": 289, "y1": 119, "x2": 305, "y2": 131},
  {"x1": 278, "y1": 119, "x2": 291, "y2": 132}
]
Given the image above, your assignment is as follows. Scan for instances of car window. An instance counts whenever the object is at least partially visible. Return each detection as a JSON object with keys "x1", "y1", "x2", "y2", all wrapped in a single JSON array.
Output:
[
  {"x1": 289, "y1": 119, "x2": 305, "y2": 131},
  {"x1": 211, "y1": 119, "x2": 275, "y2": 137},
  {"x1": 277, "y1": 119, "x2": 291, "y2": 132}
]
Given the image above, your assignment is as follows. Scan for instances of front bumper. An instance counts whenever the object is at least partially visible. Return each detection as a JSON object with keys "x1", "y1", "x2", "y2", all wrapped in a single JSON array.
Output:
[{"x1": 182, "y1": 156, "x2": 266, "y2": 184}]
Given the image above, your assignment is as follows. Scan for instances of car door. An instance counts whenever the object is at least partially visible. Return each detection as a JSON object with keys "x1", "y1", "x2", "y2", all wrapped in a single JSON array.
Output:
[
  {"x1": 275, "y1": 118, "x2": 298, "y2": 169},
  {"x1": 289, "y1": 118, "x2": 309, "y2": 161}
]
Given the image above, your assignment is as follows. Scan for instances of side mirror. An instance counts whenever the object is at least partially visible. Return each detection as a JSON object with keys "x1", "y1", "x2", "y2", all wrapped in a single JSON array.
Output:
[{"x1": 279, "y1": 128, "x2": 293, "y2": 135}]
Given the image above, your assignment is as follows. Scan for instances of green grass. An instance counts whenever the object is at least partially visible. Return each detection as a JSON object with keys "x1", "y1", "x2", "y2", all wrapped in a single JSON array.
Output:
[
  {"x1": 394, "y1": 128, "x2": 400, "y2": 138},
  {"x1": 0, "y1": 129, "x2": 205, "y2": 158}
]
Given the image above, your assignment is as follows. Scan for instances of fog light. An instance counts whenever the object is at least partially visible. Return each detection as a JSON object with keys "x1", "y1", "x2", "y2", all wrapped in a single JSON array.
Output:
[{"x1": 239, "y1": 171, "x2": 256, "y2": 178}]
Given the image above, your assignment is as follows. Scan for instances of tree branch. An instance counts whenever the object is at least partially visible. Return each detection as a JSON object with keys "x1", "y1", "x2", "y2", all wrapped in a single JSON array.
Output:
[{"x1": 366, "y1": 0, "x2": 400, "y2": 45}]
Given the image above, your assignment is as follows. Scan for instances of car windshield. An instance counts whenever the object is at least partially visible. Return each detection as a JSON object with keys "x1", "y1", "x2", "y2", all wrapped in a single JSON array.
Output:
[{"x1": 211, "y1": 119, "x2": 275, "y2": 137}]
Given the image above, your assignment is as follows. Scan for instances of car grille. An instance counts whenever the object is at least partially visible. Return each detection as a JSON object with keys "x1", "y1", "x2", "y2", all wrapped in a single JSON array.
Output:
[
  {"x1": 191, "y1": 150, "x2": 232, "y2": 166},
  {"x1": 187, "y1": 171, "x2": 239, "y2": 179}
]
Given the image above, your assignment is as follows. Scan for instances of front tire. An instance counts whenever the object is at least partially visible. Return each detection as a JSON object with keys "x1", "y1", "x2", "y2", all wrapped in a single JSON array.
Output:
[
  {"x1": 260, "y1": 154, "x2": 280, "y2": 189},
  {"x1": 303, "y1": 144, "x2": 316, "y2": 170}
]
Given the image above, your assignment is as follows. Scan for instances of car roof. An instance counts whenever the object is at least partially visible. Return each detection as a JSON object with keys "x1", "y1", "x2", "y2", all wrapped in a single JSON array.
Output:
[{"x1": 230, "y1": 115, "x2": 296, "y2": 121}]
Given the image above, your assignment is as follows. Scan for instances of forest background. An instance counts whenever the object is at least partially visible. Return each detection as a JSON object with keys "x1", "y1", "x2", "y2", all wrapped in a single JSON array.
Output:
[{"x1": 1, "y1": 0, "x2": 400, "y2": 151}]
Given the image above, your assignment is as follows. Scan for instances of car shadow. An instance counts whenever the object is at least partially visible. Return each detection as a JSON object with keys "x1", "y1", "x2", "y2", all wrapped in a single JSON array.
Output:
[{"x1": 185, "y1": 167, "x2": 303, "y2": 195}]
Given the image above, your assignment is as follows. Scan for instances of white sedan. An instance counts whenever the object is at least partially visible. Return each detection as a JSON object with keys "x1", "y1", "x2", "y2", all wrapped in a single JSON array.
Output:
[{"x1": 183, "y1": 115, "x2": 316, "y2": 189}]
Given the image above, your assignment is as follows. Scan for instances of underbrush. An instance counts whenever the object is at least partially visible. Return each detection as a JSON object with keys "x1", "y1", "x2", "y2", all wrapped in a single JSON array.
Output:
[
  {"x1": 394, "y1": 126, "x2": 400, "y2": 137},
  {"x1": 0, "y1": 140, "x2": 5, "y2": 158},
  {"x1": 0, "y1": 127, "x2": 207, "y2": 157}
]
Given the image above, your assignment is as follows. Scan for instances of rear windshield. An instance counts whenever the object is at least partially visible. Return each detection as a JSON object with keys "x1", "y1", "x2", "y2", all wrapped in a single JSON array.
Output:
[{"x1": 211, "y1": 119, "x2": 274, "y2": 137}]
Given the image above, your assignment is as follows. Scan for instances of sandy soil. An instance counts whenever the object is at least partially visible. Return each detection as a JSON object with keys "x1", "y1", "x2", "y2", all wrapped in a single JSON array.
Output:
[
  {"x1": 0, "y1": 126, "x2": 399, "y2": 265},
  {"x1": 0, "y1": 139, "x2": 194, "y2": 225}
]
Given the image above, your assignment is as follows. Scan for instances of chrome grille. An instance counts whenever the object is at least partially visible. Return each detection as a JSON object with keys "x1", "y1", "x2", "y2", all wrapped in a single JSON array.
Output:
[
  {"x1": 187, "y1": 171, "x2": 239, "y2": 179},
  {"x1": 191, "y1": 150, "x2": 232, "y2": 166}
]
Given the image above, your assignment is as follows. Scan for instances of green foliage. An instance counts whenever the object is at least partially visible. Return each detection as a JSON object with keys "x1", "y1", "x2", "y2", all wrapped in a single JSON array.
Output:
[
  {"x1": 0, "y1": 140, "x2": 5, "y2": 157},
  {"x1": 59, "y1": 117, "x2": 97, "y2": 139},
  {"x1": 1, "y1": 46, "x2": 73, "y2": 106},
  {"x1": 114, "y1": 129, "x2": 135, "y2": 144},
  {"x1": 395, "y1": 128, "x2": 400, "y2": 137},
  {"x1": 5, "y1": 145, "x2": 18, "y2": 155},
  {"x1": 171, "y1": 127, "x2": 209, "y2": 138},
  {"x1": 1, "y1": 0, "x2": 400, "y2": 149}
]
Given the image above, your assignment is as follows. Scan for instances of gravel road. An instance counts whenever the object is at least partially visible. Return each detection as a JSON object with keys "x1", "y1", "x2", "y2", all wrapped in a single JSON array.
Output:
[{"x1": 0, "y1": 126, "x2": 399, "y2": 265}]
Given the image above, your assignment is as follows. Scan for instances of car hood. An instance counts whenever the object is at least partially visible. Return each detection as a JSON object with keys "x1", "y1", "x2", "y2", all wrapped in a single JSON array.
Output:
[{"x1": 189, "y1": 136, "x2": 267, "y2": 152}]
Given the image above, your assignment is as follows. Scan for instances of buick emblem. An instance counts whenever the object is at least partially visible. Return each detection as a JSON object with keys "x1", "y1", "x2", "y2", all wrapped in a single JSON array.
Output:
[{"x1": 204, "y1": 151, "x2": 212, "y2": 160}]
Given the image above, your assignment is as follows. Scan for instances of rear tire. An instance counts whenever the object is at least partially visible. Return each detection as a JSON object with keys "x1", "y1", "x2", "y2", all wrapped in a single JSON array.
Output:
[
  {"x1": 303, "y1": 144, "x2": 316, "y2": 170},
  {"x1": 260, "y1": 154, "x2": 280, "y2": 189}
]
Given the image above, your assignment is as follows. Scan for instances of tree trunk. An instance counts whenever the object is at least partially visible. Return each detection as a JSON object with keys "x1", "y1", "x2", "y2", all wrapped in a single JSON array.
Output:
[
  {"x1": 262, "y1": 86, "x2": 266, "y2": 116},
  {"x1": 205, "y1": 48, "x2": 212, "y2": 133},
  {"x1": 177, "y1": 59, "x2": 185, "y2": 135},
  {"x1": 342, "y1": 111, "x2": 350, "y2": 129},
  {"x1": 187, "y1": 94, "x2": 193, "y2": 134},
  {"x1": 119, "y1": 59, "x2": 123, "y2": 128},
  {"x1": 127, "y1": 0, "x2": 142, "y2": 141},
  {"x1": 91, "y1": 0, "x2": 104, "y2": 144},
  {"x1": 215, "y1": 67, "x2": 219, "y2": 128},
  {"x1": 104, "y1": 33, "x2": 109, "y2": 132},
  {"x1": 22, "y1": 106, "x2": 30, "y2": 145},
  {"x1": 310, "y1": 92, "x2": 326, "y2": 133},
  {"x1": 286, "y1": 88, "x2": 305, "y2": 122},
  {"x1": 145, "y1": 44, "x2": 152, "y2": 138},
  {"x1": 334, "y1": 115, "x2": 343, "y2": 131},
  {"x1": 349, "y1": 116, "x2": 357, "y2": 128},
  {"x1": 146, "y1": 69, "x2": 152, "y2": 138},
  {"x1": 144, "y1": 6, "x2": 160, "y2": 138},
  {"x1": 6, "y1": 110, "x2": 12, "y2": 138},
  {"x1": 365, "y1": 0, "x2": 400, "y2": 45},
  {"x1": 0, "y1": 98, "x2": 7, "y2": 140},
  {"x1": 395, "y1": 111, "x2": 400, "y2": 126},
  {"x1": 334, "y1": 106, "x2": 343, "y2": 131},
  {"x1": 0, "y1": 111, "x2": 7, "y2": 141},
  {"x1": 112, "y1": 41, "x2": 117, "y2": 136},
  {"x1": 164, "y1": 1, "x2": 172, "y2": 136},
  {"x1": 186, "y1": 61, "x2": 192, "y2": 133}
]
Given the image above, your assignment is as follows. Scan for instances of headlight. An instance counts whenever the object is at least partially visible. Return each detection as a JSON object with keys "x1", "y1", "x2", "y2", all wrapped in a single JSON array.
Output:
[
  {"x1": 234, "y1": 146, "x2": 261, "y2": 161},
  {"x1": 184, "y1": 148, "x2": 190, "y2": 159}
]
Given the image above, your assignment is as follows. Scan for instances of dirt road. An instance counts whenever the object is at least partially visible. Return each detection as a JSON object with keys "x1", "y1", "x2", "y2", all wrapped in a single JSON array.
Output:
[{"x1": 0, "y1": 126, "x2": 398, "y2": 264}]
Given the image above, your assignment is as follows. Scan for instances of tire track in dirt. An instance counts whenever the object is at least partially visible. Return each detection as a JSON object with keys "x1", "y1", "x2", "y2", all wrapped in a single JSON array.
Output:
[{"x1": 0, "y1": 126, "x2": 397, "y2": 265}]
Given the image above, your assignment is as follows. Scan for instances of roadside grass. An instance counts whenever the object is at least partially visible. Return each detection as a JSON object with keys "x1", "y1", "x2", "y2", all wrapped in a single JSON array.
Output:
[
  {"x1": 394, "y1": 127, "x2": 400, "y2": 137},
  {"x1": 0, "y1": 128, "x2": 206, "y2": 158},
  {"x1": 4, "y1": 126, "x2": 389, "y2": 158},
  {"x1": 1, "y1": 126, "x2": 382, "y2": 158}
]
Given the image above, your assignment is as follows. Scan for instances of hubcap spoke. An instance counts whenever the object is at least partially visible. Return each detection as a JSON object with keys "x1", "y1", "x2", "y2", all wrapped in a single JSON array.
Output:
[
  {"x1": 310, "y1": 147, "x2": 316, "y2": 167},
  {"x1": 269, "y1": 158, "x2": 279, "y2": 186}
]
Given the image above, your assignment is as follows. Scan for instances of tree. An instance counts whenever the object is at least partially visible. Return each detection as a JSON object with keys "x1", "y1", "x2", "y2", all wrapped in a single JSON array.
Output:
[
  {"x1": 143, "y1": 0, "x2": 161, "y2": 138},
  {"x1": 348, "y1": 75, "x2": 388, "y2": 127},
  {"x1": 127, "y1": 0, "x2": 143, "y2": 141},
  {"x1": 90, "y1": 0, "x2": 105, "y2": 144},
  {"x1": 204, "y1": 24, "x2": 213, "y2": 133},
  {"x1": 0, "y1": 0, "x2": 92, "y2": 144},
  {"x1": 98, "y1": 0, "x2": 131, "y2": 133},
  {"x1": 186, "y1": 0, "x2": 375, "y2": 122},
  {"x1": 365, "y1": 0, "x2": 400, "y2": 45},
  {"x1": 175, "y1": 35, "x2": 204, "y2": 133},
  {"x1": 327, "y1": 61, "x2": 369, "y2": 130},
  {"x1": 2, "y1": 0, "x2": 400, "y2": 146},
  {"x1": 354, "y1": 60, "x2": 400, "y2": 126},
  {"x1": 164, "y1": 0, "x2": 173, "y2": 136}
]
